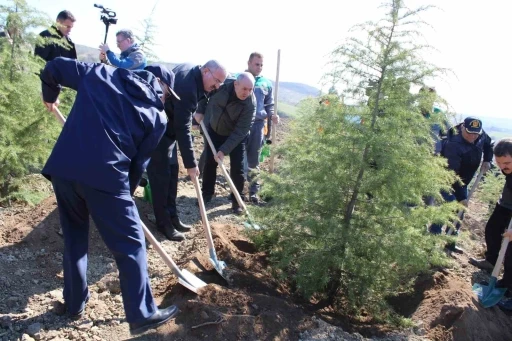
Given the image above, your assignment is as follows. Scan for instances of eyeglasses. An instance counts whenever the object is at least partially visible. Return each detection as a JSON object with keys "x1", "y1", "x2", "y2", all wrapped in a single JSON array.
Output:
[
  {"x1": 116, "y1": 38, "x2": 127, "y2": 45},
  {"x1": 208, "y1": 69, "x2": 223, "y2": 86}
]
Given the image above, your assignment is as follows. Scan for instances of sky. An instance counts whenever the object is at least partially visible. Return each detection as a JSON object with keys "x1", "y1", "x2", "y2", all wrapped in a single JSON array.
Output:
[{"x1": 6, "y1": 0, "x2": 512, "y2": 119}]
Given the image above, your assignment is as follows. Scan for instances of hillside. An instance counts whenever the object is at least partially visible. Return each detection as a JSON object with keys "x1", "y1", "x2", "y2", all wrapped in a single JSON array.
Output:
[{"x1": 76, "y1": 44, "x2": 319, "y2": 109}]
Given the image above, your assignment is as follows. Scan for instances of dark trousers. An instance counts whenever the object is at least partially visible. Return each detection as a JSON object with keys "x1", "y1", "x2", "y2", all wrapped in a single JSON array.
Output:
[
  {"x1": 429, "y1": 186, "x2": 467, "y2": 235},
  {"x1": 202, "y1": 126, "x2": 246, "y2": 206},
  {"x1": 485, "y1": 204, "x2": 512, "y2": 287},
  {"x1": 147, "y1": 135, "x2": 179, "y2": 229},
  {"x1": 51, "y1": 176, "x2": 157, "y2": 323}
]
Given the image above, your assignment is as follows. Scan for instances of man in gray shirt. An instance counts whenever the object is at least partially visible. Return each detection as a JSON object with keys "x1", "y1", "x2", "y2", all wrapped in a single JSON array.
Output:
[
  {"x1": 470, "y1": 138, "x2": 512, "y2": 293},
  {"x1": 194, "y1": 72, "x2": 256, "y2": 214}
]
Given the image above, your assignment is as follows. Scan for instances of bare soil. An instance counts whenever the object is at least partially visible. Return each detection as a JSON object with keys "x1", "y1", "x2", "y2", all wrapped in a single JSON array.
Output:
[{"x1": 1, "y1": 118, "x2": 511, "y2": 340}]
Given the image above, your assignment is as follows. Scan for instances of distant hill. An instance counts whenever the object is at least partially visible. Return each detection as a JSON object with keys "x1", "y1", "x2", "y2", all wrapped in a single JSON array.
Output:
[{"x1": 76, "y1": 44, "x2": 319, "y2": 107}]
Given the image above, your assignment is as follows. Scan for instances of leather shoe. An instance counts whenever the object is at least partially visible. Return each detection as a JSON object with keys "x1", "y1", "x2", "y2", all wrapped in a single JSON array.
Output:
[
  {"x1": 129, "y1": 305, "x2": 179, "y2": 335},
  {"x1": 232, "y1": 204, "x2": 243, "y2": 215},
  {"x1": 171, "y1": 216, "x2": 192, "y2": 232},
  {"x1": 445, "y1": 242, "x2": 464, "y2": 254},
  {"x1": 158, "y1": 225, "x2": 185, "y2": 242},
  {"x1": 469, "y1": 257, "x2": 494, "y2": 272}
]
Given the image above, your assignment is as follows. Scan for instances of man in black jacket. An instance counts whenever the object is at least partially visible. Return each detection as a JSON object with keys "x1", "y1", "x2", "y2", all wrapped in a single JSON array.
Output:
[
  {"x1": 194, "y1": 72, "x2": 256, "y2": 214},
  {"x1": 34, "y1": 10, "x2": 77, "y2": 62},
  {"x1": 430, "y1": 117, "x2": 493, "y2": 252},
  {"x1": 147, "y1": 60, "x2": 227, "y2": 241},
  {"x1": 470, "y1": 139, "x2": 512, "y2": 294}
]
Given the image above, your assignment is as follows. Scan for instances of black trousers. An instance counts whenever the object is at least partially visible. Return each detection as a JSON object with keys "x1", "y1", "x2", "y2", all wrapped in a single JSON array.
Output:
[
  {"x1": 147, "y1": 134, "x2": 179, "y2": 229},
  {"x1": 485, "y1": 204, "x2": 512, "y2": 287},
  {"x1": 202, "y1": 126, "x2": 246, "y2": 207}
]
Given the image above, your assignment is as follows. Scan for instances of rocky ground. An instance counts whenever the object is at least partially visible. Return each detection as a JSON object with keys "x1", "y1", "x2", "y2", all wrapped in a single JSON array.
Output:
[{"x1": 1, "y1": 119, "x2": 512, "y2": 340}]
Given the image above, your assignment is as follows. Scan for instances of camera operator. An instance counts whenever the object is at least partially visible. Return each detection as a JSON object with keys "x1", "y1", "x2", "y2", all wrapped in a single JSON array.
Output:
[{"x1": 99, "y1": 29, "x2": 147, "y2": 70}]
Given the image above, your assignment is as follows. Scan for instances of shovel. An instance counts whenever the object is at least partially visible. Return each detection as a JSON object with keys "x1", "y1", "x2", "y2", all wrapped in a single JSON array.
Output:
[
  {"x1": 199, "y1": 120, "x2": 261, "y2": 230},
  {"x1": 140, "y1": 221, "x2": 207, "y2": 293},
  {"x1": 52, "y1": 108, "x2": 207, "y2": 293},
  {"x1": 472, "y1": 219, "x2": 512, "y2": 308},
  {"x1": 446, "y1": 169, "x2": 484, "y2": 235},
  {"x1": 191, "y1": 175, "x2": 227, "y2": 279}
]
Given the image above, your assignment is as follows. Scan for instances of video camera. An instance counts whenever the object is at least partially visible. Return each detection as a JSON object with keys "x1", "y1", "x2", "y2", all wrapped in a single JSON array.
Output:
[{"x1": 94, "y1": 4, "x2": 117, "y2": 44}]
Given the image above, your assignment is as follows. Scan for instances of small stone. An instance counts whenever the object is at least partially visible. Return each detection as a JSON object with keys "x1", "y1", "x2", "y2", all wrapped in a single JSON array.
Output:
[
  {"x1": 21, "y1": 334, "x2": 35, "y2": 341},
  {"x1": 26, "y1": 322, "x2": 42, "y2": 336},
  {"x1": 75, "y1": 320, "x2": 94, "y2": 330},
  {"x1": 200, "y1": 311, "x2": 209, "y2": 319},
  {"x1": 114, "y1": 295, "x2": 123, "y2": 303}
]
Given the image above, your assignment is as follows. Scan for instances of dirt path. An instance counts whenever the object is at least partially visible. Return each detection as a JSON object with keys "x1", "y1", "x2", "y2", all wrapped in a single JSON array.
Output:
[{"x1": 1, "y1": 119, "x2": 511, "y2": 340}]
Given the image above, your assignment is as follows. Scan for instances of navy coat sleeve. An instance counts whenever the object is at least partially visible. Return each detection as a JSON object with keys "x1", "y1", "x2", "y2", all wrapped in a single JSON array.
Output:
[
  {"x1": 129, "y1": 120, "x2": 166, "y2": 195},
  {"x1": 171, "y1": 88, "x2": 197, "y2": 169},
  {"x1": 40, "y1": 57, "x2": 90, "y2": 102}
]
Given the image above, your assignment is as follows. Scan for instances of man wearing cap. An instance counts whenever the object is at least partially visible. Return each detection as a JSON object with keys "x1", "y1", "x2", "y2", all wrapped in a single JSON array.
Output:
[
  {"x1": 40, "y1": 57, "x2": 179, "y2": 335},
  {"x1": 429, "y1": 116, "x2": 493, "y2": 253},
  {"x1": 146, "y1": 60, "x2": 228, "y2": 241},
  {"x1": 193, "y1": 72, "x2": 256, "y2": 215},
  {"x1": 470, "y1": 139, "x2": 512, "y2": 293}
]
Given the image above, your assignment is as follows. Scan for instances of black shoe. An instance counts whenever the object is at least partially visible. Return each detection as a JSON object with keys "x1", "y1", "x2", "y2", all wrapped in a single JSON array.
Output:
[
  {"x1": 249, "y1": 195, "x2": 266, "y2": 206},
  {"x1": 171, "y1": 216, "x2": 192, "y2": 233},
  {"x1": 129, "y1": 305, "x2": 179, "y2": 335},
  {"x1": 158, "y1": 226, "x2": 185, "y2": 242},
  {"x1": 445, "y1": 242, "x2": 464, "y2": 254},
  {"x1": 232, "y1": 203, "x2": 243, "y2": 215},
  {"x1": 469, "y1": 258, "x2": 494, "y2": 272}
]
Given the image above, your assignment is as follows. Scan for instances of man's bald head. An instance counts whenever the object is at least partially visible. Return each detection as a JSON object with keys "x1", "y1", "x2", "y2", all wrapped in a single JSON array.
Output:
[{"x1": 234, "y1": 72, "x2": 255, "y2": 100}]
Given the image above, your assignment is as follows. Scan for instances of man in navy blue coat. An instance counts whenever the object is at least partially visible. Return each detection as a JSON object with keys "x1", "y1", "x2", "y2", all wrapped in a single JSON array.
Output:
[
  {"x1": 430, "y1": 117, "x2": 493, "y2": 253},
  {"x1": 40, "y1": 57, "x2": 179, "y2": 335}
]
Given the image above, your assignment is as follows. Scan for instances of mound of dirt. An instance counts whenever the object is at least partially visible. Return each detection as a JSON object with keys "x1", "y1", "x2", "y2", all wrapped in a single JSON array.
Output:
[{"x1": 411, "y1": 271, "x2": 512, "y2": 341}]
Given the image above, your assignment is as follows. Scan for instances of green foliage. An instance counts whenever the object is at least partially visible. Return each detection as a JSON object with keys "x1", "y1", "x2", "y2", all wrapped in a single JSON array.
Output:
[
  {"x1": 0, "y1": 0, "x2": 71, "y2": 204},
  {"x1": 252, "y1": 0, "x2": 460, "y2": 322},
  {"x1": 475, "y1": 170, "x2": 506, "y2": 219}
]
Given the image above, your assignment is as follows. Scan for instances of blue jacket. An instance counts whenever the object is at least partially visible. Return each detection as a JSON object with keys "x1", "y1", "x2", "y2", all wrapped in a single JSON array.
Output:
[
  {"x1": 40, "y1": 57, "x2": 167, "y2": 194},
  {"x1": 106, "y1": 43, "x2": 147, "y2": 70},
  {"x1": 162, "y1": 63, "x2": 207, "y2": 168},
  {"x1": 441, "y1": 123, "x2": 493, "y2": 199}
]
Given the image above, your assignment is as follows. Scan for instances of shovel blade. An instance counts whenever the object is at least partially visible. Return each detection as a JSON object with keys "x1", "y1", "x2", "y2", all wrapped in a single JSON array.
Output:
[
  {"x1": 209, "y1": 258, "x2": 228, "y2": 278},
  {"x1": 178, "y1": 269, "x2": 207, "y2": 293},
  {"x1": 473, "y1": 278, "x2": 508, "y2": 308}
]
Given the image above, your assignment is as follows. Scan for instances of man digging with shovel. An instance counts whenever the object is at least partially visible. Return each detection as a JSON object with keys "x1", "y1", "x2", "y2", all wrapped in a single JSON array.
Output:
[
  {"x1": 470, "y1": 138, "x2": 512, "y2": 298},
  {"x1": 40, "y1": 57, "x2": 180, "y2": 335}
]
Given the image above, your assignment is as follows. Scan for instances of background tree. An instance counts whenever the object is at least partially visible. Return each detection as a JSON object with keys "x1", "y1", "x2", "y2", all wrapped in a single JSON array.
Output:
[{"x1": 252, "y1": 0, "x2": 460, "y2": 321}]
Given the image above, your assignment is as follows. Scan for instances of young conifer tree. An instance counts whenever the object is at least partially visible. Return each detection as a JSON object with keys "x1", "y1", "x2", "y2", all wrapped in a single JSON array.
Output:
[
  {"x1": 0, "y1": 0, "x2": 65, "y2": 203},
  {"x1": 253, "y1": 0, "x2": 460, "y2": 318}
]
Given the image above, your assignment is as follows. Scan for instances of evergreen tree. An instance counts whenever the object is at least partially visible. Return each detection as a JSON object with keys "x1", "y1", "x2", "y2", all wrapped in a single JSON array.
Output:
[
  {"x1": 252, "y1": 0, "x2": 460, "y2": 320},
  {"x1": 0, "y1": 0, "x2": 71, "y2": 204}
]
